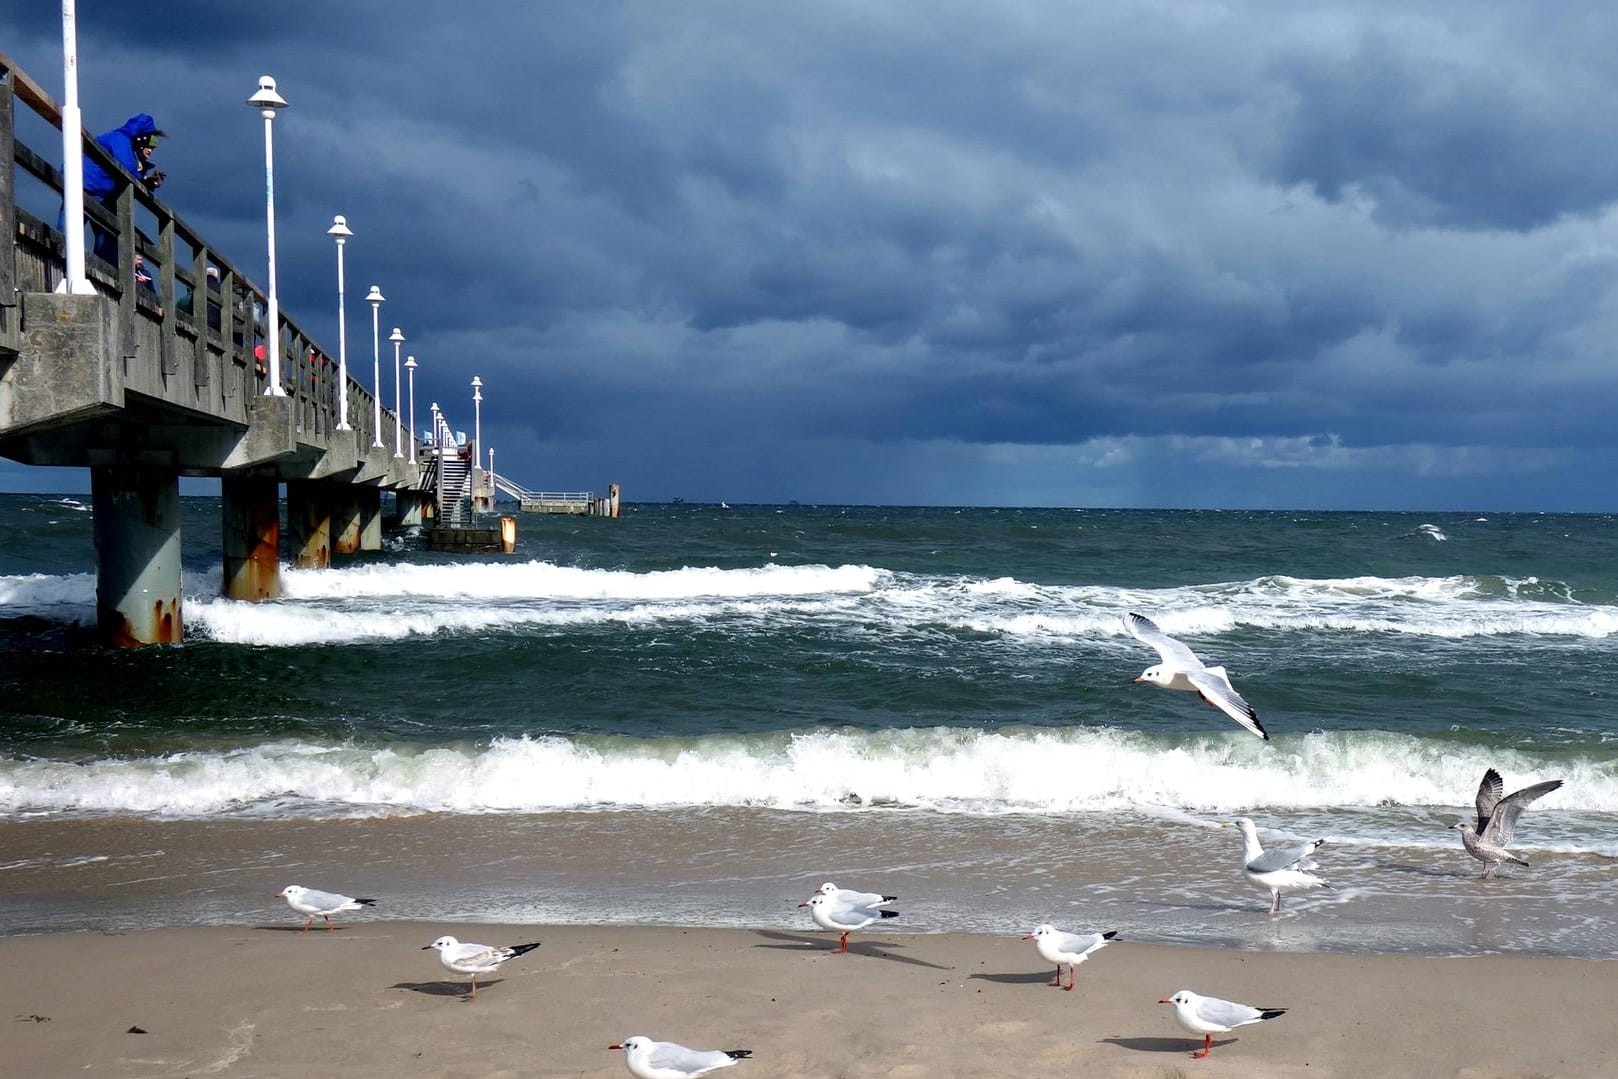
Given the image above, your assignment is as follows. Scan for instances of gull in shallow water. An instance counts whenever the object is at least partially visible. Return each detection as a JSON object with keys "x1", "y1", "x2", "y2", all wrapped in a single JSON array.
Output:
[
  {"x1": 1020, "y1": 925, "x2": 1117, "y2": 991},
  {"x1": 276, "y1": 884, "x2": 375, "y2": 932},
  {"x1": 422, "y1": 935, "x2": 541, "y2": 1000},
  {"x1": 1122, "y1": 611, "x2": 1268, "y2": 740},
  {"x1": 610, "y1": 1035, "x2": 751, "y2": 1079},
  {"x1": 1159, "y1": 988, "x2": 1286, "y2": 1059},
  {"x1": 799, "y1": 892, "x2": 899, "y2": 953},
  {"x1": 1224, "y1": 817, "x2": 1329, "y2": 914},
  {"x1": 1453, "y1": 767, "x2": 1564, "y2": 880},
  {"x1": 814, "y1": 881, "x2": 897, "y2": 909}
]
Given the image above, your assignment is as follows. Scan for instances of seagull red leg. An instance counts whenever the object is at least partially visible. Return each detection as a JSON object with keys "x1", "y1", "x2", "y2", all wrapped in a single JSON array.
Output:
[
  {"x1": 838, "y1": 932, "x2": 849, "y2": 954},
  {"x1": 1193, "y1": 1034, "x2": 1213, "y2": 1059},
  {"x1": 1049, "y1": 966, "x2": 1061, "y2": 987},
  {"x1": 1063, "y1": 965, "x2": 1075, "y2": 991}
]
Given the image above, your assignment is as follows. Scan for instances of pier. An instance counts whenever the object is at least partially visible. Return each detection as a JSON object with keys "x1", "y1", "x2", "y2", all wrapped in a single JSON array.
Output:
[{"x1": 0, "y1": 52, "x2": 603, "y2": 646}]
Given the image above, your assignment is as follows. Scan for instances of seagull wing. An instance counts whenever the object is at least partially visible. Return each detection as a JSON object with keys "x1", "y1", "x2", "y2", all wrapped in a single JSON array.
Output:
[
  {"x1": 1194, "y1": 995, "x2": 1266, "y2": 1030},
  {"x1": 646, "y1": 1040, "x2": 731, "y2": 1074},
  {"x1": 1474, "y1": 768, "x2": 1504, "y2": 833},
  {"x1": 1185, "y1": 668, "x2": 1268, "y2": 740},
  {"x1": 1247, "y1": 838, "x2": 1322, "y2": 874},
  {"x1": 1482, "y1": 779, "x2": 1563, "y2": 847},
  {"x1": 297, "y1": 887, "x2": 354, "y2": 912},
  {"x1": 1123, "y1": 611, "x2": 1203, "y2": 670},
  {"x1": 835, "y1": 888, "x2": 891, "y2": 908}
]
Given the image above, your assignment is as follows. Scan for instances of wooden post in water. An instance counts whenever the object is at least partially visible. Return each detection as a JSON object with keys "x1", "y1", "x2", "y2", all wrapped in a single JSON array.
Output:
[{"x1": 499, "y1": 515, "x2": 517, "y2": 553}]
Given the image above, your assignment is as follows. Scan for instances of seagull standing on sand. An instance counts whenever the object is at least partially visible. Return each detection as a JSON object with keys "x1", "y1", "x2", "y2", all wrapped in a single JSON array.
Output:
[
  {"x1": 1453, "y1": 767, "x2": 1564, "y2": 880},
  {"x1": 1123, "y1": 611, "x2": 1268, "y2": 740},
  {"x1": 422, "y1": 935, "x2": 541, "y2": 1000},
  {"x1": 1159, "y1": 988, "x2": 1286, "y2": 1059},
  {"x1": 276, "y1": 884, "x2": 375, "y2": 932},
  {"x1": 609, "y1": 1036, "x2": 751, "y2": 1079},
  {"x1": 1021, "y1": 925, "x2": 1117, "y2": 991},
  {"x1": 815, "y1": 881, "x2": 897, "y2": 908},
  {"x1": 1224, "y1": 818, "x2": 1329, "y2": 914},
  {"x1": 799, "y1": 892, "x2": 898, "y2": 953}
]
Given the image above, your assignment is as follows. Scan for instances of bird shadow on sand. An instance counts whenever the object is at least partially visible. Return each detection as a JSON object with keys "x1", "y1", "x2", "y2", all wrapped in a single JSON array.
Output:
[
  {"x1": 390, "y1": 980, "x2": 497, "y2": 999},
  {"x1": 1102, "y1": 1036, "x2": 1234, "y2": 1055},
  {"x1": 255, "y1": 925, "x2": 355, "y2": 933},
  {"x1": 750, "y1": 930, "x2": 949, "y2": 970},
  {"x1": 965, "y1": 971, "x2": 1055, "y2": 985},
  {"x1": 1369, "y1": 861, "x2": 1474, "y2": 880}
]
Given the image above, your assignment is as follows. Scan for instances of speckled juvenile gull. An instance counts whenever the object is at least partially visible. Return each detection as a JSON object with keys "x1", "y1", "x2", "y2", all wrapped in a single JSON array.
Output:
[
  {"x1": 1453, "y1": 767, "x2": 1563, "y2": 879},
  {"x1": 422, "y1": 935, "x2": 541, "y2": 1000},
  {"x1": 1123, "y1": 611, "x2": 1268, "y2": 740}
]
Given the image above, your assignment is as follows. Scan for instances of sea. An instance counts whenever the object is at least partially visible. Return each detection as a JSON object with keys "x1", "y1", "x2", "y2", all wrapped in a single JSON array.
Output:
[{"x1": 1, "y1": 494, "x2": 1614, "y2": 959}]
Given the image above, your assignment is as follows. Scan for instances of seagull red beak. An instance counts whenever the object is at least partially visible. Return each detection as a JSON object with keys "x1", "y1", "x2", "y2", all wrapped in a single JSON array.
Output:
[
  {"x1": 608, "y1": 1044, "x2": 624, "y2": 1051},
  {"x1": 1020, "y1": 933, "x2": 1035, "y2": 940},
  {"x1": 797, "y1": 901, "x2": 809, "y2": 908},
  {"x1": 1157, "y1": 998, "x2": 1173, "y2": 1005},
  {"x1": 1132, "y1": 676, "x2": 1147, "y2": 684}
]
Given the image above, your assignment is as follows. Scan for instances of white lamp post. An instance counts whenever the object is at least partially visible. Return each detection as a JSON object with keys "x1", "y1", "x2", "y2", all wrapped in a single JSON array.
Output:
[
  {"x1": 247, "y1": 75, "x2": 288, "y2": 396},
  {"x1": 488, "y1": 446, "x2": 495, "y2": 501},
  {"x1": 58, "y1": 1, "x2": 95, "y2": 295},
  {"x1": 389, "y1": 327, "x2": 405, "y2": 458},
  {"x1": 429, "y1": 402, "x2": 441, "y2": 450},
  {"x1": 404, "y1": 355, "x2": 418, "y2": 463},
  {"x1": 365, "y1": 285, "x2": 385, "y2": 446},
  {"x1": 327, "y1": 215, "x2": 353, "y2": 429},
  {"x1": 471, "y1": 375, "x2": 483, "y2": 456}
]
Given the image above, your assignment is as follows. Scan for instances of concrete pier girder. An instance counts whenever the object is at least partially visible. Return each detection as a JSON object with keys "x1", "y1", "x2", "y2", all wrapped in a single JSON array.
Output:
[
  {"x1": 398, "y1": 489, "x2": 425, "y2": 528},
  {"x1": 221, "y1": 476, "x2": 281, "y2": 600},
  {"x1": 90, "y1": 465, "x2": 183, "y2": 647},
  {"x1": 287, "y1": 480, "x2": 333, "y2": 569}
]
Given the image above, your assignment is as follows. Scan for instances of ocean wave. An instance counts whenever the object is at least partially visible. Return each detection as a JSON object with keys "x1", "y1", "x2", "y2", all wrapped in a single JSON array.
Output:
[
  {"x1": 1, "y1": 727, "x2": 1608, "y2": 827},
  {"x1": 5, "y1": 561, "x2": 1616, "y2": 644}
]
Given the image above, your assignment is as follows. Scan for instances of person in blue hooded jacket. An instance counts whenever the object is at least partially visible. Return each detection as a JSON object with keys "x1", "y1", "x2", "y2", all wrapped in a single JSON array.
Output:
[{"x1": 75, "y1": 112, "x2": 167, "y2": 264}]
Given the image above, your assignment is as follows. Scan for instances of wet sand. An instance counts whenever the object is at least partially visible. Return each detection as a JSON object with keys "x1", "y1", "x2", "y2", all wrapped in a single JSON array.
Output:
[{"x1": 1, "y1": 920, "x2": 1614, "y2": 1078}]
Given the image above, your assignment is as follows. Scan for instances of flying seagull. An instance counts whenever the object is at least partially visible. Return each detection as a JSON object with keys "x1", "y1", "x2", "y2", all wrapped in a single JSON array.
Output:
[
  {"x1": 1453, "y1": 767, "x2": 1563, "y2": 880},
  {"x1": 1021, "y1": 925, "x2": 1117, "y2": 991},
  {"x1": 609, "y1": 1036, "x2": 751, "y2": 1079},
  {"x1": 276, "y1": 884, "x2": 375, "y2": 932},
  {"x1": 1225, "y1": 818, "x2": 1329, "y2": 914},
  {"x1": 1123, "y1": 611, "x2": 1268, "y2": 740},
  {"x1": 422, "y1": 935, "x2": 541, "y2": 1000},
  {"x1": 1159, "y1": 988, "x2": 1286, "y2": 1059}
]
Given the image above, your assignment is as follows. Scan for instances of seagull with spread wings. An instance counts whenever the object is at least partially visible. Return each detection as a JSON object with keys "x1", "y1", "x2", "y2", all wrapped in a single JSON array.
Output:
[
  {"x1": 1453, "y1": 767, "x2": 1563, "y2": 879},
  {"x1": 1123, "y1": 611, "x2": 1268, "y2": 740}
]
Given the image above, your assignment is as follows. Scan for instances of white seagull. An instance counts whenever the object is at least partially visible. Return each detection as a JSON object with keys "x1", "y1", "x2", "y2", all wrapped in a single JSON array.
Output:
[
  {"x1": 1020, "y1": 925, "x2": 1117, "y2": 991},
  {"x1": 798, "y1": 892, "x2": 898, "y2": 953},
  {"x1": 1453, "y1": 767, "x2": 1564, "y2": 880},
  {"x1": 609, "y1": 1036, "x2": 752, "y2": 1079},
  {"x1": 814, "y1": 881, "x2": 897, "y2": 909},
  {"x1": 1123, "y1": 611, "x2": 1268, "y2": 740},
  {"x1": 422, "y1": 935, "x2": 541, "y2": 1000},
  {"x1": 276, "y1": 884, "x2": 375, "y2": 932},
  {"x1": 1224, "y1": 817, "x2": 1329, "y2": 914},
  {"x1": 1159, "y1": 988, "x2": 1286, "y2": 1059}
]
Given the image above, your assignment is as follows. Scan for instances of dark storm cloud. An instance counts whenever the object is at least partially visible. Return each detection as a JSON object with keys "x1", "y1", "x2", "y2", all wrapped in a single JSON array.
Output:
[{"x1": 6, "y1": 1, "x2": 1618, "y2": 509}]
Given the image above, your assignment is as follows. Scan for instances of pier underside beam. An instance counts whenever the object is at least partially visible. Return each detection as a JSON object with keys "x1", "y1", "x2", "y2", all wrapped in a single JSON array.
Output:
[
  {"x1": 331, "y1": 487, "x2": 363, "y2": 555},
  {"x1": 90, "y1": 465, "x2": 182, "y2": 647},
  {"x1": 221, "y1": 476, "x2": 281, "y2": 600}
]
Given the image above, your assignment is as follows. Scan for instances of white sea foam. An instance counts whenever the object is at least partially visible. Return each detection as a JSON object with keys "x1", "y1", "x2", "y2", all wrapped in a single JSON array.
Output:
[
  {"x1": 0, "y1": 728, "x2": 1606, "y2": 836},
  {"x1": 6, "y1": 559, "x2": 1617, "y2": 643}
]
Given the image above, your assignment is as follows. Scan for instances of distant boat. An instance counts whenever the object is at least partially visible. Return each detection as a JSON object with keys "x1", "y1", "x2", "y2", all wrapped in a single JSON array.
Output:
[
  {"x1": 720, "y1": 502, "x2": 730, "y2": 509},
  {"x1": 671, "y1": 497, "x2": 685, "y2": 504}
]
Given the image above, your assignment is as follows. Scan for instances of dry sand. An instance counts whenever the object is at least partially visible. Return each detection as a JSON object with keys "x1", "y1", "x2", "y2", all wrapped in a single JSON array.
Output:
[{"x1": 1, "y1": 921, "x2": 1614, "y2": 1078}]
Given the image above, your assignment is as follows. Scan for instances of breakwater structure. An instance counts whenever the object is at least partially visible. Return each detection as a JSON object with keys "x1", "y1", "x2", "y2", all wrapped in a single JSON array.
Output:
[{"x1": 0, "y1": 51, "x2": 604, "y2": 646}]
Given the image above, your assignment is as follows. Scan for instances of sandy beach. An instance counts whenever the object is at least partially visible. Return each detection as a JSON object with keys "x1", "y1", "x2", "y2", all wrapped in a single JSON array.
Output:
[{"x1": 1, "y1": 920, "x2": 1613, "y2": 1078}]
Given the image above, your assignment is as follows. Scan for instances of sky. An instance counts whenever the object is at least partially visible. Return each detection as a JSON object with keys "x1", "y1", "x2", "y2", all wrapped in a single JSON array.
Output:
[{"x1": 5, "y1": 1, "x2": 1618, "y2": 510}]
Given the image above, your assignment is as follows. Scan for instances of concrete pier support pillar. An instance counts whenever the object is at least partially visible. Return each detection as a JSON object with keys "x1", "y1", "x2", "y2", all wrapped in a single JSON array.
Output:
[
  {"x1": 90, "y1": 465, "x2": 183, "y2": 647},
  {"x1": 359, "y1": 486, "x2": 383, "y2": 551},
  {"x1": 221, "y1": 476, "x2": 281, "y2": 600},
  {"x1": 331, "y1": 487, "x2": 363, "y2": 555},
  {"x1": 398, "y1": 490, "x2": 425, "y2": 528},
  {"x1": 286, "y1": 480, "x2": 332, "y2": 569}
]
